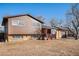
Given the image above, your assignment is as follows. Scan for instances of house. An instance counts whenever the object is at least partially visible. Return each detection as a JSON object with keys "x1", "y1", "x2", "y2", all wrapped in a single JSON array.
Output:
[
  {"x1": 55, "y1": 27, "x2": 74, "y2": 39},
  {"x1": 2, "y1": 14, "x2": 44, "y2": 42}
]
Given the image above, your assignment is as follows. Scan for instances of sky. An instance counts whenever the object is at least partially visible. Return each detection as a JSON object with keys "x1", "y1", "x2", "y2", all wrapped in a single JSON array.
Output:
[{"x1": 0, "y1": 3, "x2": 71, "y2": 24}]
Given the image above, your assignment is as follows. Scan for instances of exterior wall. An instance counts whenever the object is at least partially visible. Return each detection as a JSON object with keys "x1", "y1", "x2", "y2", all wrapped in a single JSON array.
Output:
[
  {"x1": 31, "y1": 17, "x2": 42, "y2": 34},
  {"x1": 7, "y1": 35, "x2": 32, "y2": 42},
  {"x1": 8, "y1": 15, "x2": 42, "y2": 35},
  {"x1": 56, "y1": 30, "x2": 68, "y2": 39},
  {"x1": 56, "y1": 30, "x2": 62, "y2": 39},
  {"x1": 8, "y1": 36, "x2": 13, "y2": 42}
]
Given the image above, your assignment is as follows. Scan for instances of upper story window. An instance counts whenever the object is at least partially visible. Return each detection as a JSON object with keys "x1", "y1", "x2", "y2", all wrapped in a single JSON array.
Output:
[
  {"x1": 12, "y1": 20, "x2": 25, "y2": 26},
  {"x1": 32, "y1": 22, "x2": 41, "y2": 28}
]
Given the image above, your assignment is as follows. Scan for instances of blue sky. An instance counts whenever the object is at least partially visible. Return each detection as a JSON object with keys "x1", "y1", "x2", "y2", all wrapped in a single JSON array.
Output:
[{"x1": 0, "y1": 3, "x2": 70, "y2": 24}]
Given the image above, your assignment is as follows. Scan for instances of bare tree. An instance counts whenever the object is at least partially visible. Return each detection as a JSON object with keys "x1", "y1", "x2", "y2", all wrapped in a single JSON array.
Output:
[
  {"x1": 66, "y1": 4, "x2": 79, "y2": 40},
  {"x1": 50, "y1": 18, "x2": 59, "y2": 29},
  {"x1": 50, "y1": 18, "x2": 64, "y2": 29},
  {"x1": 35, "y1": 16, "x2": 45, "y2": 23}
]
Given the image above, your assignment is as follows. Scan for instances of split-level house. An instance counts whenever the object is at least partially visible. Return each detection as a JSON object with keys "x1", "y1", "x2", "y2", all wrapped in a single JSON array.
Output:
[{"x1": 2, "y1": 14, "x2": 45, "y2": 42}]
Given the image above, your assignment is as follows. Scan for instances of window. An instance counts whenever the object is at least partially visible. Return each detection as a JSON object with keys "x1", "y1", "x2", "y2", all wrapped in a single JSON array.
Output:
[
  {"x1": 12, "y1": 20, "x2": 25, "y2": 26},
  {"x1": 12, "y1": 20, "x2": 19, "y2": 26},
  {"x1": 13, "y1": 35, "x2": 23, "y2": 39}
]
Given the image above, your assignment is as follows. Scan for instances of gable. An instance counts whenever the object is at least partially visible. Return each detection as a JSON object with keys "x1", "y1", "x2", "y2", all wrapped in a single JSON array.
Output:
[{"x1": 2, "y1": 14, "x2": 44, "y2": 26}]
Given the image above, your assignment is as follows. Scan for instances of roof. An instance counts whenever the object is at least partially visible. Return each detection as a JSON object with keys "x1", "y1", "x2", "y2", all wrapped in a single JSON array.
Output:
[
  {"x1": 42, "y1": 24, "x2": 51, "y2": 29},
  {"x1": 2, "y1": 14, "x2": 44, "y2": 25},
  {"x1": 56, "y1": 27, "x2": 68, "y2": 31}
]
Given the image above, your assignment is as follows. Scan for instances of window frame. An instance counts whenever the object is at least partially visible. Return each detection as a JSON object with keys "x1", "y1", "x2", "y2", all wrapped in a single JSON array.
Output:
[{"x1": 13, "y1": 35, "x2": 23, "y2": 40}]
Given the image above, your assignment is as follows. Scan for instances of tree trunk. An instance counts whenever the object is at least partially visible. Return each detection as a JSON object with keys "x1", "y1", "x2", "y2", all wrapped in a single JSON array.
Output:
[{"x1": 75, "y1": 34, "x2": 78, "y2": 40}]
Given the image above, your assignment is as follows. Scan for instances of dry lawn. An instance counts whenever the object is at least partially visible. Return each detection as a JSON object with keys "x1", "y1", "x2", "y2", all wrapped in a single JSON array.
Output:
[{"x1": 0, "y1": 39, "x2": 79, "y2": 56}]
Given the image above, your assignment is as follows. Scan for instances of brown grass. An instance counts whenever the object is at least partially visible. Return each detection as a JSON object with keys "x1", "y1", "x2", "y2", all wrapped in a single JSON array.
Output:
[{"x1": 0, "y1": 39, "x2": 79, "y2": 56}]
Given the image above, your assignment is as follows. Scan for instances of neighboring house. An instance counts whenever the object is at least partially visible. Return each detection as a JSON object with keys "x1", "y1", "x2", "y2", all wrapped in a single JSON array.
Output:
[
  {"x1": 2, "y1": 14, "x2": 44, "y2": 42},
  {"x1": 55, "y1": 27, "x2": 74, "y2": 39}
]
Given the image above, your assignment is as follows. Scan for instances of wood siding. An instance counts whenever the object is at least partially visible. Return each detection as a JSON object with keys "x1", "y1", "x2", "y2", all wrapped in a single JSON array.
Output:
[{"x1": 8, "y1": 15, "x2": 42, "y2": 35}]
